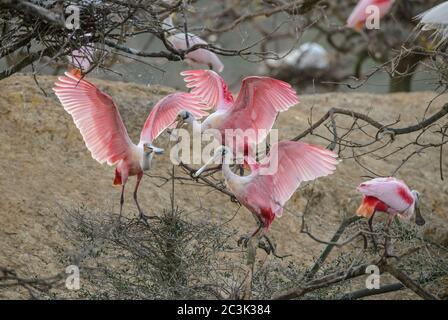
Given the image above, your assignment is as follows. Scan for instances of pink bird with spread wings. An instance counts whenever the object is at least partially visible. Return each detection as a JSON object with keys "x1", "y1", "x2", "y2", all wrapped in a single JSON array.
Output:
[
  {"x1": 53, "y1": 71, "x2": 208, "y2": 221},
  {"x1": 356, "y1": 177, "x2": 424, "y2": 225},
  {"x1": 175, "y1": 69, "x2": 299, "y2": 159},
  {"x1": 347, "y1": 0, "x2": 394, "y2": 31},
  {"x1": 194, "y1": 141, "x2": 339, "y2": 242}
]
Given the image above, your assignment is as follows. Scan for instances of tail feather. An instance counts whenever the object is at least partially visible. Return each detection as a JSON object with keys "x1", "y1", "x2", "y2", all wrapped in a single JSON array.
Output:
[
  {"x1": 356, "y1": 202, "x2": 375, "y2": 218},
  {"x1": 68, "y1": 67, "x2": 82, "y2": 78},
  {"x1": 113, "y1": 168, "x2": 122, "y2": 186},
  {"x1": 356, "y1": 196, "x2": 377, "y2": 218}
]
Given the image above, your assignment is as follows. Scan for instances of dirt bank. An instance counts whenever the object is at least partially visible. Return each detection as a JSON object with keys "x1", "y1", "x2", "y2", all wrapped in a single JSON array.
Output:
[{"x1": 0, "y1": 74, "x2": 447, "y2": 299}]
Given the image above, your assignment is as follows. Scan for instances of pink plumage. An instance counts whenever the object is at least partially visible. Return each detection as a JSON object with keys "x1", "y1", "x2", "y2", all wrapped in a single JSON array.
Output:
[
  {"x1": 53, "y1": 71, "x2": 133, "y2": 166},
  {"x1": 240, "y1": 141, "x2": 339, "y2": 227},
  {"x1": 53, "y1": 71, "x2": 208, "y2": 219},
  {"x1": 70, "y1": 44, "x2": 94, "y2": 72},
  {"x1": 347, "y1": 0, "x2": 394, "y2": 31},
  {"x1": 180, "y1": 69, "x2": 299, "y2": 155},
  {"x1": 195, "y1": 141, "x2": 339, "y2": 233},
  {"x1": 182, "y1": 69, "x2": 234, "y2": 111},
  {"x1": 167, "y1": 33, "x2": 224, "y2": 72},
  {"x1": 356, "y1": 177, "x2": 417, "y2": 219},
  {"x1": 140, "y1": 92, "x2": 209, "y2": 143},
  {"x1": 221, "y1": 76, "x2": 299, "y2": 135}
]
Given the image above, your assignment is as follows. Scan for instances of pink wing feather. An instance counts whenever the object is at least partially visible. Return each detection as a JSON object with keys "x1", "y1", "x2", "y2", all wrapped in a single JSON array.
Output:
[
  {"x1": 139, "y1": 92, "x2": 208, "y2": 143},
  {"x1": 219, "y1": 76, "x2": 299, "y2": 142},
  {"x1": 53, "y1": 72, "x2": 133, "y2": 166},
  {"x1": 247, "y1": 141, "x2": 338, "y2": 216},
  {"x1": 357, "y1": 177, "x2": 415, "y2": 213},
  {"x1": 181, "y1": 69, "x2": 234, "y2": 111}
]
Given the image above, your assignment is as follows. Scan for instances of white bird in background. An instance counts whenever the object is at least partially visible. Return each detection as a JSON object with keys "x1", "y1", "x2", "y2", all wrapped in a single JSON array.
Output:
[
  {"x1": 266, "y1": 42, "x2": 330, "y2": 72},
  {"x1": 417, "y1": 1, "x2": 448, "y2": 47},
  {"x1": 163, "y1": 15, "x2": 224, "y2": 72}
]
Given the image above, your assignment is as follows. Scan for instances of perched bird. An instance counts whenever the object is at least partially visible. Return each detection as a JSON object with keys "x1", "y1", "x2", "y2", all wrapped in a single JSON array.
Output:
[
  {"x1": 163, "y1": 15, "x2": 224, "y2": 72},
  {"x1": 167, "y1": 33, "x2": 224, "y2": 72},
  {"x1": 53, "y1": 71, "x2": 208, "y2": 220},
  {"x1": 194, "y1": 142, "x2": 338, "y2": 240},
  {"x1": 416, "y1": 1, "x2": 448, "y2": 47},
  {"x1": 347, "y1": 0, "x2": 394, "y2": 31},
  {"x1": 69, "y1": 43, "x2": 94, "y2": 73},
  {"x1": 265, "y1": 42, "x2": 330, "y2": 72},
  {"x1": 176, "y1": 69, "x2": 299, "y2": 159},
  {"x1": 356, "y1": 177, "x2": 425, "y2": 225}
]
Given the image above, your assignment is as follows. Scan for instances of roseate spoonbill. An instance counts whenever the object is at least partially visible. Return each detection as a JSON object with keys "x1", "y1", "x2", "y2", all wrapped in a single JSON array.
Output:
[
  {"x1": 356, "y1": 177, "x2": 424, "y2": 256},
  {"x1": 417, "y1": 1, "x2": 448, "y2": 47},
  {"x1": 53, "y1": 71, "x2": 208, "y2": 220},
  {"x1": 194, "y1": 141, "x2": 338, "y2": 242},
  {"x1": 163, "y1": 15, "x2": 224, "y2": 72},
  {"x1": 176, "y1": 70, "x2": 299, "y2": 159},
  {"x1": 70, "y1": 44, "x2": 94, "y2": 73},
  {"x1": 167, "y1": 33, "x2": 224, "y2": 72},
  {"x1": 356, "y1": 177, "x2": 424, "y2": 224},
  {"x1": 265, "y1": 43, "x2": 330, "y2": 71},
  {"x1": 347, "y1": 0, "x2": 394, "y2": 31}
]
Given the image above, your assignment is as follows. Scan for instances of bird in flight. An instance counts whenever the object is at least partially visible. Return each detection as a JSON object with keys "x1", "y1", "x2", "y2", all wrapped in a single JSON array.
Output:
[
  {"x1": 53, "y1": 71, "x2": 208, "y2": 221},
  {"x1": 175, "y1": 69, "x2": 299, "y2": 162},
  {"x1": 194, "y1": 141, "x2": 338, "y2": 246}
]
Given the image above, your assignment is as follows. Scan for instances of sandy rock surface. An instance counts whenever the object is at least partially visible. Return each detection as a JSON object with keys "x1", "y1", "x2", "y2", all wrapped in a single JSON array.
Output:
[{"x1": 0, "y1": 74, "x2": 447, "y2": 299}]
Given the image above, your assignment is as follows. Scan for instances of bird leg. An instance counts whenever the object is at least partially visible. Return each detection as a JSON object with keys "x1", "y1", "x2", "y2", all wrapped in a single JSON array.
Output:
[
  {"x1": 259, "y1": 235, "x2": 292, "y2": 259},
  {"x1": 238, "y1": 218, "x2": 264, "y2": 248},
  {"x1": 133, "y1": 173, "x2": 155, "y2": 225},
  {"x1": 367, "y1": 210, "x2": 378, "y2": 251},
  {"x1": 119, "y1": 184, "x2": 125, "y2": 220},
  {"x1": 383, "y1": 214, "x2": 399, "y2": 260},
  {"x1": 238, "y1": 225, "x2": 262, "y2": 248}
]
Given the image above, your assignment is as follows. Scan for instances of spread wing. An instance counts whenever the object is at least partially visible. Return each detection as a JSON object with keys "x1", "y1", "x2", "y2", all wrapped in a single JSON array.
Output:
[
  {"x1": 181, "y1": 69, "x2": 233, "y2": 111},
  {"x1": 53, "y1": 71, "x2": 133, "y2": 166},
  {"x1": 219, "y1": 76, "x2": 299, "y2": 142},
  {"x1": 139, "y1": 92, "x2": 208, "y2": 143},
  {"x1": 247, "y1": 141, "x2": 338, "y2": 216}
]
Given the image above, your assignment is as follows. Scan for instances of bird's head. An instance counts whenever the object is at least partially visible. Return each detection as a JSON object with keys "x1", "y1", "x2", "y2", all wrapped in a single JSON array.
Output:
[
  {"x1": 411, "y1": 190, "x2": 425, "y2": 226},
  {"x1": 194, "y1": 146, "x2": 230, "y2": 178},
  {"x1": 356, "y1": 181, "x2": 372, "y2": 193},
  {"x1": 175, "y1": 110, "x2": 193, "y2": 128},
  {"x1": 411, "y1": 190, "x2": 421, "y2": 202},
  {"x1": 143, "y1": 143, "x2": 164, "y2": 156}
]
